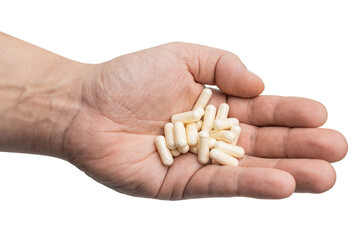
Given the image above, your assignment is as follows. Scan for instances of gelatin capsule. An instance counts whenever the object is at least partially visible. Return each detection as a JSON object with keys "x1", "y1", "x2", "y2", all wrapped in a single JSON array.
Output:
[
  {"x1": 215, "y1": 103, "x2": 229, "y2": 120},
  {"x1": 215, "y1": 141, "x2": 245, "y2": 158},
  {"x1": 213, "y1": 118, "x2": 239, "y2": 130},
  {"x1": 155, "y1": 136, "x2": 174, "y2": 166},
  {"x1": 171, "y1": 149, "x2": 181, "y2": 157},
  {"x1": 202, "y1": 104, "x2": 216, "y2": 132},
  {"x1": 198, "y1": 131, "x2": 210, "y2": 164},
  {"x1": 186, "y1": 123, "x2": 198, "y2": 147},
  {"x1": 210, "y1": 130, "x2": 236, "y2": 143},
  {"x1": 178, "y1": 144, "x2": 190, "y2": 153},
  {"x1": 174, "y1": 121, "x2": 187, "y2": 148},
  {"x1": 230, "y1": 125, "x2": 241, "y2": 145},
  {"x1": 193, "y1": 88, "x2": 212, "y2": 110},
  {"x1": 210, "y1": 149, "x2": 239, "y2": 167},
  {"x1": 164, "y1": 122, "x2": 176, "y2": 149},
  {"x1": 171, "y1": 109, "x2": 202, "y2": 124}
]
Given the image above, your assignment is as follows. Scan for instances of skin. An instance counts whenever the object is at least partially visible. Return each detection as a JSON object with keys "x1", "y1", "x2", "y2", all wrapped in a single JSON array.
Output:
[{"x1": 0, "y1": 32, "x2": 348, "y2": 200}]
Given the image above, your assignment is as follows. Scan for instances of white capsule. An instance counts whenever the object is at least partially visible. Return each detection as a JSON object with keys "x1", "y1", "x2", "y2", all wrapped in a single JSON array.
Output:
[
  {"x1": 171, "y1": 109, "x2": 202, "y2": 124},
  {"x1": 213, "y1": 118, "x2": 239, "y2": 130},
  {"x1": 171, "y1": 149, "x2": 181, "y2": 157},
  {"x1": 210, "y1": 130, "x2": 236, "y2": 143},
  {"x1": 186, "y1": 123, "x2": 198, "y2": 147},
  {"x1": 202, "y1": 105, "x2": 217, "y2": 132},
  {"x1": 209, "y1": 137, "x2": 217, "y2": 149},
  {"x1": 210, "y1": 149, "x2": 239, "y2": 167},
  {"x1": 174, "y1": 122, "x2": 187, "y2": 148},
  {"x1": 164, "y1": 123, "x2": 176, "y2": 149},
  {"x1": 215, "y1": 141, "x2": 245, "y2": 158},
  {"x1": 198, "y1": 131, "x2": 210, "y2": 164},
  {"x1": 195, "y1": 120, "x2": 203, "y2": 131},
  {"x1": 155, "y1": 136, "x2": 174, "y2": 166},
  {"x1": 178, "y1": 144, "x2": 190, "y2": 153},
  {"x1": 215, "y1": 103, "x2": 230, "y2": 120},
  {"x1": 193, "y1": 88, "x2": 212, "y2": 110},
  {"x1": 231, "y1": 125, "x2": 241, "y2": 145},
  {"x1": 189, "y1": 146, "x2": 198, "y2": 154},
  {"x1": 211, "y1": 158, "x2": 219, "y2": 165}
]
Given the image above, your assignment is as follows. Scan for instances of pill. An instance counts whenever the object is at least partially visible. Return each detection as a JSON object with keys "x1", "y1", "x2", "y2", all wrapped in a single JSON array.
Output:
[
  {"x1": 171, "y1": 109, "x2": 202, "y2": 124},
  {"x1": 194, "y1": 120, "x2": 202, "y2": 131},
  {"x1": 230, "y1": 125, "x2": 241, "y2": 145},
  {"x1": 211, "y1": 158, "x2": 219, "y2": 165},
  {"x1": 202, "y1": 105, "x2": 216, "y2": 132},
  {"x1": 215, "y1": 141, "x2": 245, "y2": 158},
  {"x1": 195, "y1": 107, "x2": 205, "y2": 117},
  {"x1": 189, "y1": 146, "x2": 198, "y2": 154},
  {"x1": 155, "y1": 136, "x2": 174, "y2": 166},
  {"x1": 193, "y1": 88, "x2": 212, "y2": 110},
  {"x1": 210, "y1": 149, "x2": 239, "y2": 167},
  {"x1": 213, "y1": 118, "x2": 239, "y2": 130},
  {"x1": 186, "y1": 123, "x2": 198, "y2": 147},
  {"x1": 198, "y1": 131, "x2": 210, "y2": 164},
  {"x1": 174, "y1": 121, "x2": 187, "y2": 148},
  {"x1": 209, "y1": 137, "x2": 217, "y2": 149},
  {"x1": 210, "y1": 130, "x2": 236, "y2": 143},
  {"x1": 164, "y1": 123, "x2": 176, "y2": 149},
  {"x1": 178, "y1": 144, "x2": 190, "y2": 153},
  {"x1": 215, "y1": 103, "x2": 229, "y2": 120},
  {"x1": 171, "y1": 149, "x2": 181, "y2": 157}
]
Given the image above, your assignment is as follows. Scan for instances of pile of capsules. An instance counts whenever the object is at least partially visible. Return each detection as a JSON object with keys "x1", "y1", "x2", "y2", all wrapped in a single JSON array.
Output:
[{"x1": 155, "y1": 88, "x2": 244, "y2": 167}]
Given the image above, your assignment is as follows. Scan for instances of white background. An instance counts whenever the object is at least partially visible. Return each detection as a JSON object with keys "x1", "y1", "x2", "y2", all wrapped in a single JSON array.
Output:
[{"x1": 1, "y1": 0, "x2": 359, "y2": 239}]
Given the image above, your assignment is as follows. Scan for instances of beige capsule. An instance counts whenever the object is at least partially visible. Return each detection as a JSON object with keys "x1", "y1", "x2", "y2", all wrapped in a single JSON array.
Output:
[
  {"x1": 215, "y1": 141, "x2": 245, "y2": 158},
  {"x1": 171, "y1": 149, "x2": 181, "y2": 157},
  {"x1": 209, "y1": 137, "x2": 217, "y2": 149},
  {"x1": 174, "y1": 121, "x2": 187, "y2": 148},
  {"x1": 198, "y1": 131, "x2": 210, "y2": 164},
  {"x1": 215, "y1": 103, "x2": 230, "y2": 120},
  {"x1": 202, "y1": 105, "x2": 217, "y2": 132},
  {"x1": 230, "y1": 125, "x2": 241, "y2": 145},
  {"x1": 171, "y1": 109, "x2": 202, "y2": 124},
  {"x1": 210, "y1": 149, "x2": 239, "y2": 167},
  {"x1": 193, "y1": 88, "x2": 212, "y2": 110},
  {"x1": 210, "y1": 130, "x2": 236, "y2": 143},
  {"x1": 155, "y1": 136, "x2": 174, "y2": 166},
  {"x1": 213, "y1": 118, "x2": 239, "y2": 130},
  {"x1": 178, "y1": 144, "x2": 190, "y2": 153},
  {"x1": 164, "y1": 122, "x2": 176, "y2": 149},
  {"x1": 186, "y1": 123, "x2": 198, "y2": 147}
]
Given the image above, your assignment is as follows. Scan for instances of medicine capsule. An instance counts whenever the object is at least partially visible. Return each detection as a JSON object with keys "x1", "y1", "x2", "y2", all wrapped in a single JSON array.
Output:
[
  {"x1": 210, "y1": 149, "x2": 239, "y2": 167},
  {"x1": 174, "y1": 121, "x2": 187, "y2": 148},
  {"x1": 215, "y1": 103, "x2": 229, "y2": 120},
  {"x1": 171, "y1": 149, "x2": 181, "y2": 157},
  {"x1": 202, "y1": 105, "x2": 216, "y2": 132},
  {"x1": 209, "y1": 137, "x2": 217, "y2": 149},
  {"x1": 186, "y1": 123, "x2": 198, "y2": 147},
  {"x1": 198, "y1": 131, "x2": 210, "y2": 164},
  {"x1": 171, "y1": 109, "x2": 202, "y2": 124},
  {"x1": 195, "y1": 120, "x2": 203, "y2": 131},
  {"x1": 164, "y1": 123, "x2": 176, "y2": 149},
  {"x1": 193, "y1": 88, "x2": 212, "y2": 110},
  {"x1": 230, "y1": 125, "x2": 241, "y2": 145},
  {"x1": 189, "y1": 146, "x2": 198, "y2": 154},
  {"x1": 155, "y1": 136, "x2": 174, "y2": 166},
  {"x1": 210, "y1": 130, "x2": 236, "y2": 143},
  {"x1": 213, "y1": 118, "x2": 239, "y2": 130},
  {"x1": 215, "y1": 141, "x2": 245, "y2": 158},
  {"x1": 178, "y1": 144, "x2": 190, "y2": 153}
]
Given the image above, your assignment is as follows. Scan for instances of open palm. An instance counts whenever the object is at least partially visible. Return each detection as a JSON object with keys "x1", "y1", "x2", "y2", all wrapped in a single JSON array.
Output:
[{"x1": 62, "y1": 43, "x2": 347, "y2": 199}]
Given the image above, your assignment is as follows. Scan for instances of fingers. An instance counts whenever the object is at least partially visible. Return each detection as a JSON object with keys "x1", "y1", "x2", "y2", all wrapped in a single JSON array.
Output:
[
  {"x1": 183, "y1": 165, "x2": 295, "y2": 199},
  {"x1": 239, "y1": 124, "x2": 348, "y2": 162},
  {"x1": 239, "y1": 156, "x2": 337, "y2": 193},
  {"x1": 167, "y1": 42, "x2": 264, "y2": 98},
  {"x1": 228, "y1": 95, "x2": 328, "y2": 127}
]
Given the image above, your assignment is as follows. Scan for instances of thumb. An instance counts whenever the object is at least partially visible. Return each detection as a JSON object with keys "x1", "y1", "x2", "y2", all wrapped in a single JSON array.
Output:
[{"x1": 168, "y1": 42, "x2": 264, "y2": 98}]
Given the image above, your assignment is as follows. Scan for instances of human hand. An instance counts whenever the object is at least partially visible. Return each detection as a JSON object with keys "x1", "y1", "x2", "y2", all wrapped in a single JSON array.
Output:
[{"x1": 59, "y1": 43, "x2": 348, "y2": 199}]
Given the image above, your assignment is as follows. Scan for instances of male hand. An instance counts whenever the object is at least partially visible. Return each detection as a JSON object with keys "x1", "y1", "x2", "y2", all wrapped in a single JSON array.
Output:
[{"x1": 60, "y1": 43, "x2": 348, "y2": 199}]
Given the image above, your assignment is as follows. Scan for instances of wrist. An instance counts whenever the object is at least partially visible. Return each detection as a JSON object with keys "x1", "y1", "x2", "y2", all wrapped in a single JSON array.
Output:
[{"x1": 0, "y1": 56, "x2": 92, "y2": 158}]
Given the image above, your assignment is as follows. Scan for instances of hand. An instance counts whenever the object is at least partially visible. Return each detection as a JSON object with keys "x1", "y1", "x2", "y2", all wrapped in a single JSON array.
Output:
[{"x1": 61, "y1": 42, "x2": 348, "y2": 199}]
